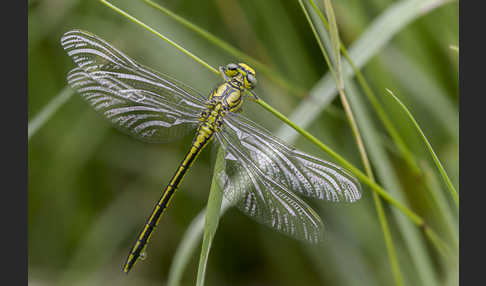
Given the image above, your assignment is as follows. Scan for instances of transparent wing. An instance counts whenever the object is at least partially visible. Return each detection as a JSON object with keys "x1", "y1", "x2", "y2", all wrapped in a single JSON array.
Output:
[
  {"x1": 61, "y1": 29, "x2": 206, "y2": 143},
  {"x1": 224, "y1": 113, "x2": 361, "y2": 201},
  {"x1": 216, "y1": 131, "x2": 325, "y2": 243},
  {"x1": 215, "y1": 113, "x2": 362, "y2": 243}
]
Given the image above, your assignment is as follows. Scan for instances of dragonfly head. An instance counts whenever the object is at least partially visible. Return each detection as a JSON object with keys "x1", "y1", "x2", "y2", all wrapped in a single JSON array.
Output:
[{"x1": 224, "y1": 63, "x2": 257, "y2": 91}]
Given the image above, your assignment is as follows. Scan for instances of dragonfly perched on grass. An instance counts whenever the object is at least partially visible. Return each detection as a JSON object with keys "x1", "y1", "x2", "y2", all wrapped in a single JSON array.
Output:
[{"x1": 61, "y1": 29, "x2": 362, "y2": 273}]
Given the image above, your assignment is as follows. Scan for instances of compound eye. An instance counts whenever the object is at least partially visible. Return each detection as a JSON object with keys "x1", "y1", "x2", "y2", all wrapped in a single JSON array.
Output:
[
  {"x1": 225, "y1": 63, "x2": 239, "y2": 77},
  {"x1": 246, "y1": 73, "x2": 257, "y2": 87},
  {"x1": 227, "y1": 63, "x2": 238, "y2": 70}
]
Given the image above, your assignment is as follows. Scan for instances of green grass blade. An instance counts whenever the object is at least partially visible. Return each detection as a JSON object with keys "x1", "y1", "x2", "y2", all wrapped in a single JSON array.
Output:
[
  {"x1": 386, "y1": 89, "x2": 459, "y2": 207},
  {"x1": 196, "y1": 148, "x2": 225, "y2": 286},
  {"x1": 381, "y1": 47, "x2": 459, "y2": 142},
  {"x1": 28, "y1": 87, "x2": 74, "y2": 141}
]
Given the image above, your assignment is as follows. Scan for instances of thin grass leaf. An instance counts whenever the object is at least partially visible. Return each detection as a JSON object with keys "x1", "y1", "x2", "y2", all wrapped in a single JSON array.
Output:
[
  {"x1": 385, "y1": 89, "x2": 459, "y2": 207},
  {"x1": 449, "y1": 45, "x2": 459, "y2": 52},
  {"x1": 196, "y1": 148, "x2": 225, "y2": 286},
  {"x1": 28, "y1": 87, "x2": 74, "y2": 140},
  {"x1": 381, "y1": 47, "x2": 459, "y2": 142}
]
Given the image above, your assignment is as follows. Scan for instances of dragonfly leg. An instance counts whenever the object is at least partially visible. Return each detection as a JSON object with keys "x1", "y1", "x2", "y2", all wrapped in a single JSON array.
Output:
[{"x1": 245, "y1": 90, "x2": 259, "y2": 101}]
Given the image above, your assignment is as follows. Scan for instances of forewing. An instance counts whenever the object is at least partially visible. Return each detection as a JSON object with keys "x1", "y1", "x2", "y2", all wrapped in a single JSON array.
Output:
[
  {"x1": 61, "y1": 29, "x2": 206, "y2": 142},
  {"x1": 216, "y1": 130, "x2": 325, "y2": 243},
  {"x1": 223, "y1": 113, "x2": 361, "y2": 202}
]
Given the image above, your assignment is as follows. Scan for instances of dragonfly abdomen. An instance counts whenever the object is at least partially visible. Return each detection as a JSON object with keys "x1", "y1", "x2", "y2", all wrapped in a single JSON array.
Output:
[{"x1": 123, "y1": 128, "x2": 214, "y2": 273}]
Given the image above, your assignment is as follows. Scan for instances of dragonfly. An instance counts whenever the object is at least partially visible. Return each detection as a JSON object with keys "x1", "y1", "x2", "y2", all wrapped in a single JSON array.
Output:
[{"x1": 61, "y1": 29, "x2": 362, "y2": 274}]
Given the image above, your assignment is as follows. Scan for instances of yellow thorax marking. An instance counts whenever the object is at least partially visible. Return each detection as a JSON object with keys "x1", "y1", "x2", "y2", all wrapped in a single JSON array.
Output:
[{"x1": 238, "y1": 63, "x2": 256, "y2": 75}]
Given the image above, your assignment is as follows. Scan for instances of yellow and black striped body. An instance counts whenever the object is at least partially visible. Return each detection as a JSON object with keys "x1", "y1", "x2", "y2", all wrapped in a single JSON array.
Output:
[{"x1": 123, "y1": 79, "x2": 247, "y2": 273}]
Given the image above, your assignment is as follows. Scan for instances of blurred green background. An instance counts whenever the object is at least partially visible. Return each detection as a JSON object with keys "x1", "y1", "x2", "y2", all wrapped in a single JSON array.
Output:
[{"x1": 28, "y1": 0, "x2": 458, "y2": 285}]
